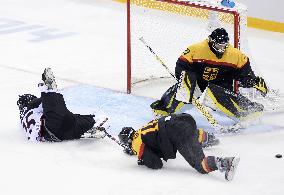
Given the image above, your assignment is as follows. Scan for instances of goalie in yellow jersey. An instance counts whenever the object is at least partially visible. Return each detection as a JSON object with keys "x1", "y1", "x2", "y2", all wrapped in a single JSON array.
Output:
[{"x1": 151, "y1": 28, "x2": 266, "y2": 120}]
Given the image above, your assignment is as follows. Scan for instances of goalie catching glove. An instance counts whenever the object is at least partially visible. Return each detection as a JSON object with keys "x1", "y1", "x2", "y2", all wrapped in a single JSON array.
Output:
[
  {"x1": 252, "y1": 77, "x2": 268, "y2": 96},
  {"x1": 240, "y1": 76, "x2": 268, "y2": 97}
]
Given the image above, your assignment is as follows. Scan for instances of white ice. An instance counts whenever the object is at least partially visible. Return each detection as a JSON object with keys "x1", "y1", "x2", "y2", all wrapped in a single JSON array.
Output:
[{"x1": 0, "y1": 0, "x2": 284, "y2": 195}]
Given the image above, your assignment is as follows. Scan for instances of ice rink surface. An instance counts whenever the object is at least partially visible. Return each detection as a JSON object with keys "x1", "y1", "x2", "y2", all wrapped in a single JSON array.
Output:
[{"x1": 0, "y1": 0, "x2": 284, "y2": 195}]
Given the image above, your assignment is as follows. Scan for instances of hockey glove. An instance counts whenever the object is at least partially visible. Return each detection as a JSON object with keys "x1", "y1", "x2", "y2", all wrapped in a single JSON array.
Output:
[
  {"x1": 81, "y1": 126, "x2": 106, "y2": 139},
  {"x1": 137, "y1": 159, "x2": 144, "y2": 165},
  {"x1": 253, "y1": 77, "x2": 268, "y2": 97},
  {"x1": 81, "y1": 115, "x2": 110, "y2": 139},
  {"x1": 93, "y1": 115, "x2": 110, "y2": 130},
  {"x1": 93, "y1": 128, "x2": 106, "y2": 139},
  {"x1": 123, "y1": 145, "x2": 135, "y2": 156}
]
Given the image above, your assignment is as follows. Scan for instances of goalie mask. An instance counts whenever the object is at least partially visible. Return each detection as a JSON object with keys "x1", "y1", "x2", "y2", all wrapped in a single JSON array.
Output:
[{"x1": 208, "y1": 28, "x2": 229, "y2": 58}]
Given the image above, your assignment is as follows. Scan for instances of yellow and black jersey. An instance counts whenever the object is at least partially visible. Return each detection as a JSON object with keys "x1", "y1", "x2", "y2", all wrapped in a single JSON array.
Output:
[
  {"x1": 131, "y1": 116, "x2": 177, "y2": 161},
  {"x1": 131, "y1": 119, "x2": 159, "y2": 159},
  {"x1": 177, "y1": 39, "x2": 254, "y2": 91}
]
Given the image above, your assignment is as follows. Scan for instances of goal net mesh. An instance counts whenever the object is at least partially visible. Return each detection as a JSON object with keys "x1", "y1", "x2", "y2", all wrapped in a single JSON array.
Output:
[{"x1": 127, "y1": 0, "x2": 248, "y2": 93}]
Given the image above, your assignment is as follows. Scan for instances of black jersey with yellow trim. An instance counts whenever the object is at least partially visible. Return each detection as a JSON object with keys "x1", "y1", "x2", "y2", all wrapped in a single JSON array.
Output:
[
  {"x1": 178, "y1": 40, "x2": 251, "y2": 91},
  {"x1": 131, "y1": 116, "x2": 179, "y2": 161}
]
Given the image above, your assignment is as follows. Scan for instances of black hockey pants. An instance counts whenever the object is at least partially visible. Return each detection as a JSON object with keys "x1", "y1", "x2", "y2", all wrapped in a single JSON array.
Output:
[
  {"x1": 163, "y1": 114, "x2": 217, "y2": 174},
  {"x1": 41, "y1": 92, "x2": 95, "y2": 141}
]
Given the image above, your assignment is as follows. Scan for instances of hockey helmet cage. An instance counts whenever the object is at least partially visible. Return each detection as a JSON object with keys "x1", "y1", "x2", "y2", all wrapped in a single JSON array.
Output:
[
  {"x1": 209, "y1": 28, "x2": 229, "y2": 55},
  {"x1": 118, "y1": 127, "x2": 136, "y2": 145}
]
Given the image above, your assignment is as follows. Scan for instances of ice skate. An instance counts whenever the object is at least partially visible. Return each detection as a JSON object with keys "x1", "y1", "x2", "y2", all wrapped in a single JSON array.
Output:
[
  {"x1": 42, "y1": 67, "x2": 57, "y2": 91},
  {"x1": 216, "y1": 157, "x2": 240, "y2": 181}
]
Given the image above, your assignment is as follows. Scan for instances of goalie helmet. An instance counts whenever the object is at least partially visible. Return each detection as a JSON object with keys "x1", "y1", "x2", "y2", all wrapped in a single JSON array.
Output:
[
  {"x1": 17, "y1": 94, "x2": 38, "y2": 113},
  {"x1": 208, "y1": 28, "x2": 229, "y2": 58}
]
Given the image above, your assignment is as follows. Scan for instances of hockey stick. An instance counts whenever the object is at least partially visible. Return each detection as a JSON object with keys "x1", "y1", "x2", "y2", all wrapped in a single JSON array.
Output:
[
  {"x1": 81, "y1": 118, "x2": 131, "y2": 149},
  {"x1": 139, "y1": 37, "x2": 242, "y2": 133},
  {"x1": 81, "y1": 117, "x2": 110, "y2": 139},
  {"x1": 139, "y1": 37, "x2": 175, "y2": 79},
  {"x1": 103, "y1": 130, "x2": 129, "y2": 149},
  {"x1": 96, "y1": 118, "x2": 130, "y2": 149}
]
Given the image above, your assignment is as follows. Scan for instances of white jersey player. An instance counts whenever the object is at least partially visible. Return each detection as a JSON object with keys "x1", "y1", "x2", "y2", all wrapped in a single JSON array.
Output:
[{"x1": 17, "y1": 68, "x2": 108, "y2": 142}]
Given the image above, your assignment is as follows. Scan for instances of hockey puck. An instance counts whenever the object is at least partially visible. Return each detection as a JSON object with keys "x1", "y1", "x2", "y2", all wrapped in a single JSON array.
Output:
[{"x1": 275, "y1": 154, "x2": 282, "y2": 158}]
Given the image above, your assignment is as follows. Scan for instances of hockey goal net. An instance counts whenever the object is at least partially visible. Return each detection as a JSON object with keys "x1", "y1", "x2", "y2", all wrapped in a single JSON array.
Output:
[{"x1": 127, "y1": 0, "x2": 248, "y2": 94}]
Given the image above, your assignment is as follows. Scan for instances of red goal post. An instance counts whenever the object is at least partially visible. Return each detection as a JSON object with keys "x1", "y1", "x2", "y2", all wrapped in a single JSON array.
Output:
[{"x1": 127, "y1": 0, "x2": 248, "y2": 94}]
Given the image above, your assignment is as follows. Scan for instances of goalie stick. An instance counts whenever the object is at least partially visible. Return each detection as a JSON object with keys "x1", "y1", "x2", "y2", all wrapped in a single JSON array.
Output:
[{"x1": 139, "y1": 37, "x2": 243, "y2": 133}]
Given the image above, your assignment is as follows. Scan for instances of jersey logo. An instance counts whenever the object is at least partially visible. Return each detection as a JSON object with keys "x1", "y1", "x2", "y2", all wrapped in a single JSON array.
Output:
[
  {"x1": 203, "y1": 67, "x2": 219, "y2": 81},
  {"x1": 165, "y1": 116, "x2": 171, "y2": 121},
  {"x1": 183, "y1": 48, "x2": 190, "y2": 55}
]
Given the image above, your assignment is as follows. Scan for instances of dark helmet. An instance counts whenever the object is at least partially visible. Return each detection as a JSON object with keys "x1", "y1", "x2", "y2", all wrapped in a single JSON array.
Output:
[
  {"x1": 17, "y1": 94, "x2": 37, "y2": 112},
  {"x1": 118, "y1": 127, "x2": 136, "y2": 155},
  {"x1": 118, "y1": 127, "x2": 136, "y2": 145},
  {"x1": 208, "y1": 28, "x2": 229, "y2": 57}
]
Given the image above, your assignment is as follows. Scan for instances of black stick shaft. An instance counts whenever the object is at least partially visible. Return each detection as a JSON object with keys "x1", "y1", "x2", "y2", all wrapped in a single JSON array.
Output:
[{"x1": 104, "y1": 130, "x2": 127, "y2": 149}]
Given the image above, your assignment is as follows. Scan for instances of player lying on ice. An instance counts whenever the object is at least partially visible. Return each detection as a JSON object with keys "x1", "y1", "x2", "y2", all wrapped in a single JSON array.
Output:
[
  {"x1": 151, "y1": 28, "x2": 267, "y2": 121},
  {"x1": 118, "y1": 113, "x2": 240, "y2": 181},
  {"x1": 17, "y1": 68, "x2": 108, "y2": 142}
]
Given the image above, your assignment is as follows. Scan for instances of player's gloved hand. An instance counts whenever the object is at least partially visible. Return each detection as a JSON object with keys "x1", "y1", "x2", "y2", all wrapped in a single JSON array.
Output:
[
  {"x1": 93, "y1": 115, "x2": 110, "y2": 131},
  {"x1": 92, "y1": 129, "x2": 106, "y2": 139},
  {"x1": 253, "y1": 76, "x2": 268, "y2": 97},
  {"x1": 81, "y1": 127, "x2": 106, "y2": 139},
  {"x1": 123, "y1": 145, "x2": 135, "y2": 156},
  {"x1": 137, "y1": 159, "x2": 144, "y2": 165},
  {"x1": 81, "y1": 115, "x2": 110, "y2": 139}
]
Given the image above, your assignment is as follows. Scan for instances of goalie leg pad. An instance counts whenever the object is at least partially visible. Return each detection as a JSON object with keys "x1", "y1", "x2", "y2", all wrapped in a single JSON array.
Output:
[
  {"x1": 201, "y1": 83, "x2": 264, "y2": 120},
  {"x1": 176, "y1": 71, "x2": 201, "y2": 103}
]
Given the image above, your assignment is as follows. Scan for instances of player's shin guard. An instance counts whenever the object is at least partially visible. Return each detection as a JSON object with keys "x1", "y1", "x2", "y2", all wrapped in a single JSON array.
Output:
[{"x1": 200, "y1": 83, "x2": 264, "y2": 121}]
